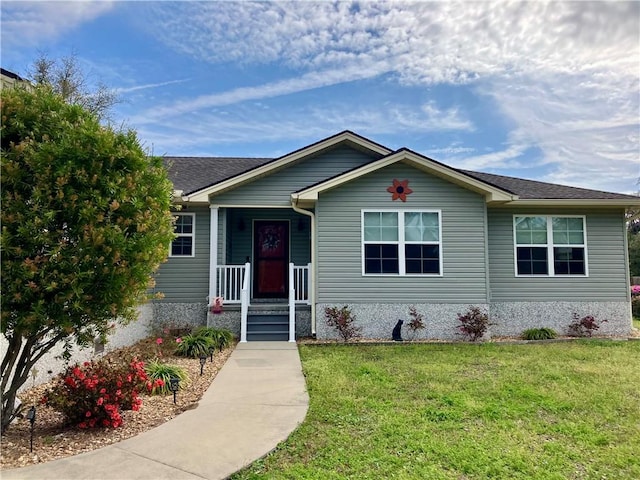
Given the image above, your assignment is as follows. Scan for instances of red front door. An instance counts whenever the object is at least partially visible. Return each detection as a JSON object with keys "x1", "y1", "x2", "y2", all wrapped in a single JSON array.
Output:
[{"x1": 253, "y1": 221, "x2": 289, "y2": 298}]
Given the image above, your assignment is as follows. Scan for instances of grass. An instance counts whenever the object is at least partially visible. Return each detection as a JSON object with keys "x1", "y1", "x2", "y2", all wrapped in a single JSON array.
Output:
[
  {"x1": 232, "y1": 341, "x2": 640, "y2": 479},
  {"x1": 633, "y1": 317, "x2": 640, "y2": 330}
]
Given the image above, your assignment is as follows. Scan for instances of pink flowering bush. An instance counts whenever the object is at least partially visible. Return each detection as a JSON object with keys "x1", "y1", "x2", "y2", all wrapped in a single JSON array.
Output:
[
  {"x1": 43, "y1": 357, "x2": 161, "y2": 429},
  {"x1": 632, "y1": 285, "x2": 640, "y2": 317}
]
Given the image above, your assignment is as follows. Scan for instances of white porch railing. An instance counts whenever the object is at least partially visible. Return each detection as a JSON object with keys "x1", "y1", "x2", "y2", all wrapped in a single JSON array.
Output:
[
  {"x1": 292, "y1": 263, "x2": 311, "y2": 304},
  {"x1": 218, "y1": 262, "x2": 309, "y2": 343},
  {"x1": 240, "y1": 262, "x2": 250, "y2": 343},
  {"x1": 216, "y1": 265, "x2": 245, "y2": 303}
]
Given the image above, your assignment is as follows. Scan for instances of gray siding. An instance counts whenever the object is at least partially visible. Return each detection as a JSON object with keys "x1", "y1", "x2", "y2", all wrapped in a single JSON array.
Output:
[
  {"x1": 153, "y1": 206, "x2": 210, "y2": 303},
  {"x1": 224, "y1": 208, "x2": 311, "y2": 265},
  {"x1": 487, "y1": 207, "x2": 628, "y2": 301},
  {"x1": 211, "y1": 145, "x2": 378, "y2": 206},
  {"x1": 316, "y1": 162, "x2": 488, "y2": 303}
]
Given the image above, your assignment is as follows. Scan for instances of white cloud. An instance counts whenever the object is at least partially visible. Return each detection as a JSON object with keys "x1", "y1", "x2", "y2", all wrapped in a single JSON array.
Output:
[
  {"x1": 132, "y1": 1, "x2": 638, "y2": 192},
  {"x1": 127, "y1": 99, "x2": 473, "y2": 157},
  {"x1": 114, "y1": 79, "x2": 188, "y2": 94},
  {"x1": 1, "y1": 1, "x2": 115, "y2": 48}
]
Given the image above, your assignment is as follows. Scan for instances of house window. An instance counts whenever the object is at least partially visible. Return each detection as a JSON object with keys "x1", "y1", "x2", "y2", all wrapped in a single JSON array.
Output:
[
  {"x1": 514, "y1": 216, "x2": 586, "y2": 276},
  {"x1": 171, "y1": 213, "x2": 195, "y2": 257},
  {"x1": 362, "y1": 210, "x2": 441, "y2": 275}
]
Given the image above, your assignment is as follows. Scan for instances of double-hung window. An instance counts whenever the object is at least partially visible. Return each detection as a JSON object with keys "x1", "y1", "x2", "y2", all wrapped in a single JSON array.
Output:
[
  {"x1": 171, "y1": 213, "x2": 195, "y2": 257},
  {"x1": 362, "y1": 210, "x2": 441, "y2": 275},
  {"x1": 514, "y1": 216, "x2": 587, "y2": 276}
]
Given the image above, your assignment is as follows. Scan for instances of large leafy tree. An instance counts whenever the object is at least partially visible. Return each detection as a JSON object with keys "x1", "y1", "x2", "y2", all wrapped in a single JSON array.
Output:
[{"x1": 1, "y1": 86, "x2": 175, "y2": 432}]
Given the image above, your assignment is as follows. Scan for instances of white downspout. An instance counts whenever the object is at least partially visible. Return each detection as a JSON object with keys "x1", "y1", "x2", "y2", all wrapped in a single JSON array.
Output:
[{"x1": 291, "y1": 199, "x2": 316, "y2": 336}]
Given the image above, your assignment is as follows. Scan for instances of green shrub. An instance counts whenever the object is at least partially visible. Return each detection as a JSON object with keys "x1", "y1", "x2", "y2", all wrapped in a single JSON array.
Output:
[
  {"x1": 174, "y1": 334, "x2": 215, "y2": 358},
  {"x1": 192, "y1": 327, "x2": 234, "y2": 350},
  {"x1": 457, "y1": 306, "x2": 491, "y2": 342},
  {"x1": 144, "y1": 360, "x2": 189, "y2": 395},
  {"x1": 44, "y1": 357, "x2": 152, "y2": 429},
  {"x1": 325, "y1": 306, "x2": 361, "y2": 342},
  {"x1": 632, "y1": 296, "x2": 640, "y2": 318},
  {"x1": 521, "y1": 328, "x2": 557, "y2": 340}
]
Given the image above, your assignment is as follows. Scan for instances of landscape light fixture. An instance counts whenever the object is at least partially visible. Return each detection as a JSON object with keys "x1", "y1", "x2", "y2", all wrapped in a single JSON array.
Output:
[
  {"x1": 208, "y1": 345, "x2": 215, "y2": 363},
  {"x1": 169, "y1": 377, "x2": 180, "y2": 405},
  {"x1": 199, "y1": 354, "x2": 207, "y2": 375},
  {"x1": 26, "y1": 406, "x2": 36, "y2": 452}
]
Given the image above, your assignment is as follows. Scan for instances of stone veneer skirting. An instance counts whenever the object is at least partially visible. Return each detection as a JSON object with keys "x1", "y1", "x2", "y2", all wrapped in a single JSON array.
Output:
[
  {"x1": 315, "y1": 301, "x2": 632, "y2": 340},
  {"x1": 490, "y1": 301, "x2": 632, "y2": 337},
  {"x1": 3, "y1": 304, "x2": 155, "y2": 391},
  {"x1": 153, "y1": 301, "x2": 632, "y2": 340},
  {"x1": 152, "y1": 302, "x2": 208, "y2": 330},
  {"x1": 316, "y1": 303, "x2": 491, "y2": 341}
]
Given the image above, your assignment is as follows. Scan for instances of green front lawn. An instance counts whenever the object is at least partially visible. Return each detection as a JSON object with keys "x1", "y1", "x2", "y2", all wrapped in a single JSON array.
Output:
[{"x1": 233, "y1": 341, "x2": 640, "y2": 479}]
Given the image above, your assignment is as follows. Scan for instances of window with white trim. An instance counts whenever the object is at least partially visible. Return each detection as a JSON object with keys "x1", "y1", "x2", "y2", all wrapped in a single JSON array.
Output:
[
  {"x1": 170, "y1": 213, "x2": 195, "y2": 257},
  {"x1": 514, "y1": 216, "x2": 587, "y2": 276},
  {"x1": 362, "y1": 210, "x2": 441, "y2": 275}
]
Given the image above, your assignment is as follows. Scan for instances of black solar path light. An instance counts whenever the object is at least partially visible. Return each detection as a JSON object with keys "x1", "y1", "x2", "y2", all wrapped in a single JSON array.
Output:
[
  {"x1": 26, "y1": 406, "x2": 36, "y2": 452},
  {"x1": 169, "y1": 377, "x2": 180, "y2": 405},
  {"x1": 199, "y1": 354, "x2": 207, "y2": 375}
]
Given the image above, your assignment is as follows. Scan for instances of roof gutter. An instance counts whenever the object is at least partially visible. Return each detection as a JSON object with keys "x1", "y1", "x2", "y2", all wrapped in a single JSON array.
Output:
[{"x1": 291, "y1": 194, "x2": 317, "y2": 337}]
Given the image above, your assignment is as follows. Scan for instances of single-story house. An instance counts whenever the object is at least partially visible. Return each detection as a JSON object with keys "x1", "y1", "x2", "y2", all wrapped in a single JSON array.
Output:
[{"x1": 152, "y1": 131, "x2": 639, "y2": 341}]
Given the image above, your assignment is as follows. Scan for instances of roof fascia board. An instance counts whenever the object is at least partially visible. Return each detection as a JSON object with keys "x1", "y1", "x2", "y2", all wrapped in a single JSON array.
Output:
[
  {"x1": 186, "y1": 131, "x2": 392, "y2": 203},
  {"x1": 294, "y1": 150, "x2": 516, "y2": 204},
  {"x1": 500, "y1": 199, "x2": 640, "y2": 208}
]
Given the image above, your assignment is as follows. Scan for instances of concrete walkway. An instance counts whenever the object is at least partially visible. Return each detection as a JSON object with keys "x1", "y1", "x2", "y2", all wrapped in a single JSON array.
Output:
[{"x1": 3, "y1": 342, "x2": 309, "y2": 480}]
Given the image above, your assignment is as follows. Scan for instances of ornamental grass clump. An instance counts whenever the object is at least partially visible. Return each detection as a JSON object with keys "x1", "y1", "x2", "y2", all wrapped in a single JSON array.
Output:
[
  {"x1": 144, "y1": 360, "x2": 189, "y2": 395},
  {"x1": 521, "y1": 327, "x2": 557, "y2": 340},
  {"x1": 174, "y1": 334, "x2": 215, "y2": 358},
  {"x1": 192, "y1": 326, "x2": 234, "y2": 350},
  {"x1": 43, "y1": 357, "x2": 159, "y2": 429}
]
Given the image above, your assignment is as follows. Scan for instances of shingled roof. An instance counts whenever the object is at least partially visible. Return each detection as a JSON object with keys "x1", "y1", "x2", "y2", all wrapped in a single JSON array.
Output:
[
  {"x1": 164, "y1": 157, "x2": 273, "y2": 195},
  {"x1": 163, "y1": 153, "x2": 637, "y2": 202},
  {"x1": 459, "y1": 170, "x2": 635, "y2": 200}
]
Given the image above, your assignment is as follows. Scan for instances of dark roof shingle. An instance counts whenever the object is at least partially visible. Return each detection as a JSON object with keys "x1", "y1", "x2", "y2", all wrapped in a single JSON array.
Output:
[
  {"x1": 162, "y1": 154, "x2": 637, "y2": 202},
  {"x1": 164, "y1": 157, "x2": 273, "y2": 195},
  {"x1": 459, "y1": 170, "x2": 636, "y2": 200}
]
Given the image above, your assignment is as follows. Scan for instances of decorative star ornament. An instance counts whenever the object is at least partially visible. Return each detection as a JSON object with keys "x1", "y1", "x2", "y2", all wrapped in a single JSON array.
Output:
[{"x1": 387, "y1": 179, "x2": 413, "y2": 202}]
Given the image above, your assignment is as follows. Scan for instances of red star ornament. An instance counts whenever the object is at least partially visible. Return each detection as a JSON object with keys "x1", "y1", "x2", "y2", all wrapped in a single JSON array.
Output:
[{"x1": 386, "y1": 179, "x2": 413, "y2": 202}]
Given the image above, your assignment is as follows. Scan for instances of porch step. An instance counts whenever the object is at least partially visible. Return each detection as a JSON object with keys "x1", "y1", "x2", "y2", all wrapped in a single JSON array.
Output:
[{"x1": 247, "y1": 314, "x2": 289, "y2": 341}]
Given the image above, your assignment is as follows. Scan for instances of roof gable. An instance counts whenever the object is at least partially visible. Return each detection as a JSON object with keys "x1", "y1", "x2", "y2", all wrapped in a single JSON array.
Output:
[
  {"x1": 293, "y1": 148, "x2": 517, "y2": 207},
  {"x1": 184, "y1": 130, "x2": 390, "y2": 202}
]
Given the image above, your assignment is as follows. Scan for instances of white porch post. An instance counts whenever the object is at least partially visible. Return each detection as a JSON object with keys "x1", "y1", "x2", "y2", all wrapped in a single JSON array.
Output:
[
  {"x1": 208, "y1": 206, "x2": 219, "y2": 306},
  {"x1": 288, "y1": 263, "x2": 295, "y2": 342}
]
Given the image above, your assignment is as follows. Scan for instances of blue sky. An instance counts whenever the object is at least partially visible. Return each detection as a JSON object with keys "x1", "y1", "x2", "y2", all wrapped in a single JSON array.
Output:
[{"x1": 2, "y1": 1, "x2": 638, "y2": 194}]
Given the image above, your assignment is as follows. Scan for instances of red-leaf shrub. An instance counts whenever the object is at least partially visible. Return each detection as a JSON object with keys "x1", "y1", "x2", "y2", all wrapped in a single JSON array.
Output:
[
  {"x1": 457, "y1": 306, "x2": 491, "y2": 342},
  {"x1": 44, "y1": 357, "x2": 154, "y2": 428},
  {"x1": 324, "y1": 306, "x2": 361, "y2": 342},
  {"x1": 567, "y1": 313, "x2": 607, "y2": 337}
]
